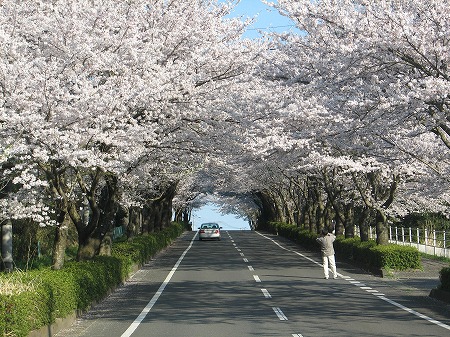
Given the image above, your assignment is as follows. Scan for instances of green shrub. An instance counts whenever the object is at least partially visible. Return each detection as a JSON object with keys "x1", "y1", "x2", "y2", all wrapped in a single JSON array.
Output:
[
  {"x1": 439, "y1": 267, "x2": 450, "y2": 291},
  {"x1": 267, "y1": 222, "x2": 318, "y2": 249},
  {"x1": 335, "y1": 236, "x2": 361, "y2": 260},
  {"x1": 353, "y1": 240, "x2": 378, "y2": 268},
  {"x1": 0, "y1": 292, "x2": 37, "y2": 337},
  {"x1": 267, "y1": 222, "x2": 421, "y2": 272},
  {"x1": 296, "y1": 229, "x2": 318, "y2": 249},
  {"x1": 370, "y1": 244, "x2": 421, "y2": 270},
  {"x1": 0, "y1": 222, "x2": 185, "y2": 337}
]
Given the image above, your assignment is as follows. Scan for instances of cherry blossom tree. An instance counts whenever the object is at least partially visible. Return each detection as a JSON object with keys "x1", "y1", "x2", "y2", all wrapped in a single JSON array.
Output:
[
  {"x1": 0, "y1": 0, "x2": 263, "y2": 267},
  {"x1": 232, "y1": 0, "x2": 450, "y2": 241}
]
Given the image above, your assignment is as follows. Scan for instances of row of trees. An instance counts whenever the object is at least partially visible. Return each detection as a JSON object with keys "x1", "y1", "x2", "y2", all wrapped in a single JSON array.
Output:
[
  {"x1": 0, "y1": 0, "x2": 262, "y2": 269},
  {"x1": 1, "y1": 0, "x2": 449, "y2": 270},
  {"x1": 185, "y1": 0, "x2": 449, "y2": 243}
]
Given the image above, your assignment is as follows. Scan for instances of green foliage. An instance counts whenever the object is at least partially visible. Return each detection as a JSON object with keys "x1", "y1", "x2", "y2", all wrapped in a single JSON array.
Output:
[
  {"x1": 0, "y1": 292, "x2": 36, "y2": 337},
  {"x1": 268, "y1": 222, "x2": 318, "y2": 249},
  {"x1": 400, "y1": 212, "x2": 450, "y2": 231},
  {"x1": 352, "y1": 240, "x2": 378, "y2": 268},
  {"x1": 439, "y1": 267, "x2": 450, "y2": 291},
  {"x1": 269, "y1": 221, "x2": 421, "y2": 272},
  {"x1": 0, "y1": 269, "x2": 78, "y2": 337},
  {"x1": 0, "y1": 222, "x2": 184, "y2": 337},
  {"x1": 334, "y1": 236, "x2": 361, "y2": 260},
  {"x1": 370, "y1": 245, "x2": 421, "y2": 270}
]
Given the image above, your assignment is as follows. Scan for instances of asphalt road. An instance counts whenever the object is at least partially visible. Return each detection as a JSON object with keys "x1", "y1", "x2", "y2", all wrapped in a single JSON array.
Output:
[{"x1": 55, "y1": 231, "x2": 450, "y2": 337}]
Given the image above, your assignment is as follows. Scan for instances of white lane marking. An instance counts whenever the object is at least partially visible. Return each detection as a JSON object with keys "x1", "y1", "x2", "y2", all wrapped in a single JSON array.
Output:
[
  {"x1": 257, "y1": 231, "x2": 450, "y2": 332},
  {"x1": 248, "y1": 265, "x2": 254, "y2": 271},
  {"x1": 253, "y1": 275, "x2": 261, "y2": 283},
  {"x1": 360, "y1": 286, "x2": 372, "y2": 290},
  {"x1": 121, "y1": 232, "x2": 198, "y2": 337},
  {"x1": 240, "y1": 252, "x2": 245, "y2": 257},
  {"x1": 379, "y1": 296, "x2": 450, "y2": 331},
  {"x1": 272, "y1": 307, "x2": 288, "y2": 320},
  {"x1": 261, "y1": 288, "x2": 272, "y2": 298},
  {"x1": 237, "y1": 249, "x2": 242, "y2": 252},
  {"x1": 292, "y1": 334, "x2": 304, "y2": 337},
  {"x1": 243, "y1": 258, "x2": 249, "y2": 262},
  {"x1": 256, "y1": 232, "x2": 324, "y2": 269},
  {"x1": 233, "y1": 243, "x2": 236, "y2": 246}
]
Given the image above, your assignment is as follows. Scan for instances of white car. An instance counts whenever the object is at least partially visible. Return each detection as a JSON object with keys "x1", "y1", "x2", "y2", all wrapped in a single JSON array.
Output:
[{"x1": 198, "y1": 223, "x2": 222, "y2": 241}]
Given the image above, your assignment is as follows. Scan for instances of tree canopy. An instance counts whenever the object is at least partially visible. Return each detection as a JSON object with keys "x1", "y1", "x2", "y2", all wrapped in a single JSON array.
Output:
[{"x1": 0, "y1": 0, "x2": 448, "y2": 262}]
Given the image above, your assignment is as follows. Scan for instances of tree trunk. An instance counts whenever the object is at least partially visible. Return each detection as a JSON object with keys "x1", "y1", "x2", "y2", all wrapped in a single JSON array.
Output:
[
  {"x1": 334, "y1": 216, "x2": 345, "y2": 236},
  {"x1": 99, "y1": 233, "x2": 112, "y2": 256},
  {"x1": 344, "y1": 204, "x2": 354, "y2": 238},
  {"x1": 254, "y1": 191, "x2": 280, "y2": 228},
  {"x1": 77, "y1": 237, "x2": 102, "y2": 260},
  {"x1": 375, "y1": 209, "x2": 389, "y2": 245},
  {"x1": 1, "y1": 220, "x2": 13, "y2": 272},
  {"x1": 75, "y1": 174, "x2": 119, "y2": 260},
  {"x1": 127, "y1": 207, "x2": 141, "y2": 238},
  {"x1": 358, "y1": 207, "x2": 371, "y2": 242},
  {"x1": 52, "y1": 213, "x2": 69, "y2": 270},
  {"x1": 316, "y1": 193, "x2": 325, "y2": 233},
  {"x1": 308, "y1": 203, "x2": 317, "y2": 233}
]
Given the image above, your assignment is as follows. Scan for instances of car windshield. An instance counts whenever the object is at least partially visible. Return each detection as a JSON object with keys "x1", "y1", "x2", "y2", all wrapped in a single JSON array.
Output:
[{"x1": 201, "y1": 223, "x2": 219, "y2": 229}]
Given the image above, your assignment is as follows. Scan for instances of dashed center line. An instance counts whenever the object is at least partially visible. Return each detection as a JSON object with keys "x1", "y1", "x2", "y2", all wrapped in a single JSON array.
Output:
[
  {"x1": 261, "y1": 288, "x2": 272, "y2": 298},
  {"x1": 257, "y1": 231, "x2": 450, "y2": 333},
  {"x1": 253, "y1": 275, "x2": 261, "y2": 283},
  {"x1": 272, "y1": 307, "x2": 288, "y2": 320},
  {"x1": 243, "y1": 258, "x2": 248, "y2": 262},
  {"x1": 248, "y1": 265, "x2": 254, "y2": 271}
]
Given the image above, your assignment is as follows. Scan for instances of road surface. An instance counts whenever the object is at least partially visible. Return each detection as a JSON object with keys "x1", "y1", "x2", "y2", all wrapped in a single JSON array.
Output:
[{"x1": 55, "y1": 231, "x2": 450, "y2": 337}]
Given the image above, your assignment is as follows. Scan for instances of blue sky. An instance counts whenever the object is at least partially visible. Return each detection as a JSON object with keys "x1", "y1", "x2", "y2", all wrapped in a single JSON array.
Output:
[
  {"x1": 192, "y1": 203, "x2": 250, "y2": 230},
  {"x1": 192, "y1": 1, "x2": 296, "y2": 230},
  {"x1": 225, "y1": 0, "x2": 297, "y2": 38}
]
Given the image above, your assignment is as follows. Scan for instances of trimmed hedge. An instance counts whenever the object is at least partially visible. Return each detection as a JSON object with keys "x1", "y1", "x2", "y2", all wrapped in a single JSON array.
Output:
[
  {"x1": 0, "y1": 222, "x2": 184, "y2": 337},
  {"x1": 265, "y1": 221, "x2": 318, "y2": 250},
  {"x1": 439, "y1": 267, "x2": 450, "y2": 291},
  {"x1": 266, "y1": 221, "x2": 421, "y2": 272}
]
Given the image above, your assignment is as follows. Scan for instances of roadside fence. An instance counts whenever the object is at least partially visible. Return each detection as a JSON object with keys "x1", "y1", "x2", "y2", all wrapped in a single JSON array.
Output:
[
  {"x1": 354, "y1": 225, "x2": 450, "y2": 258},
  {"x1": 389, "y1": 226, "x2": 450, "y2": 258}
]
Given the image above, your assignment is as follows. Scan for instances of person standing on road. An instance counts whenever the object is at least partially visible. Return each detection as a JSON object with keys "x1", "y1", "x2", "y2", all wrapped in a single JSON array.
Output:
[{"x1": 316, "y1": 228, "x2": 338, "y2": 279}]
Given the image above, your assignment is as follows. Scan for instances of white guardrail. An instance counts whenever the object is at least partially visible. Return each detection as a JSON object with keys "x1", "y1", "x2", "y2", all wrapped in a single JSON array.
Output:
[{"x1": 355, "y1": 226, "x2": 450, "y2": 258}]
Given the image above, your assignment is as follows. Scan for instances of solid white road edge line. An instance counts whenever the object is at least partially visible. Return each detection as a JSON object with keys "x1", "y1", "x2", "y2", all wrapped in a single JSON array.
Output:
[
  {"x1": 379, "y1": 296, "x2": 450, "y2": 331},
  {"x1": 121, "y1": 232, "x2": 198, "y2": 337},
  {"x1": 256, "y1": 231, "x2": 450, "y2": 332}
]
